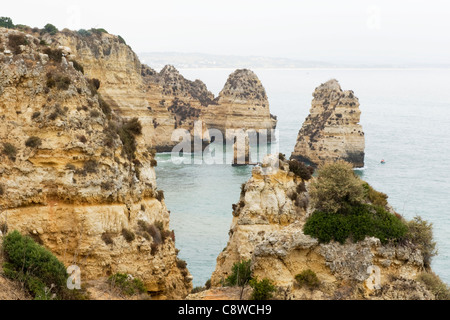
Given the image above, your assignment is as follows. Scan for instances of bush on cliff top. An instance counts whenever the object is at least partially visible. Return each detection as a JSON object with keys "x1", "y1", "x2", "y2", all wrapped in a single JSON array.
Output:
[
  {"x1": 2, "y1": 230, "x2": 86, "y2": 300},
  {"x1": 303, "y1": 204, "x2": 408, "y2": 245},
  {"x1": 309, "y1": 161, "x2": 365, "y2": 214},
  {"x1": 0, "y1": 17, "x2": 14, "y2": 29},
  {"x1": 304, "y1": 161, "x2": 412, "y2": 245}
]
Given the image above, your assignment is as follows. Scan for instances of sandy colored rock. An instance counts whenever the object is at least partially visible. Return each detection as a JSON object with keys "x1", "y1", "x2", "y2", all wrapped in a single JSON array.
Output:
[
  {"x1": 211, "y1": 156, "x2": 434, "y2": 300},
  {"x1": 291, "y1": 79, "x2": 365, "y2": 168},
  {"x1": 0, "y1": 27, "x2": 191, "y2": 299}
]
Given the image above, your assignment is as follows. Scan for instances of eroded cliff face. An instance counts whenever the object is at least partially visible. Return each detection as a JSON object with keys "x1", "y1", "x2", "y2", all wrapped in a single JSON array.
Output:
[
  {"x1": 208, "y1": 156, "x2": 433, "y2": 300},
  {"x1": 291, "y1": 79, "x2": 365, "y2": 168},
  {"x1": 50, "y1": 32, "x2": 276, "y2": 151},
  {"x1": 0, "y1": 28, "x2": 191, "y2": 299},
  {"x1": 202, "y1": 69, "x2": 277, "y2": 141}
]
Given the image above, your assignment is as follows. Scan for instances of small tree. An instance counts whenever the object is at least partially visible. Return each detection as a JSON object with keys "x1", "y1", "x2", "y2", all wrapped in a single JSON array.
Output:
[
  {"x1": 225, "y1": 259, "x2": 252, "y2": 300},
  {"x1": 309, "y1": 160, "x2": 365, "y2": 213},
  {"x1": 249, "y1": 278, "x2": 276, "y2": 300},
  {"x1": 43, "y1": 23, "x2": 58, "y2": 35}
]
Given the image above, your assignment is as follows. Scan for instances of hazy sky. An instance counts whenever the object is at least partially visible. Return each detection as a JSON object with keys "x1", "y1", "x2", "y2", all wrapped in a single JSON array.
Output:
[{"x1": 3, "y1": 0, "x2": 450, "y2": 64}]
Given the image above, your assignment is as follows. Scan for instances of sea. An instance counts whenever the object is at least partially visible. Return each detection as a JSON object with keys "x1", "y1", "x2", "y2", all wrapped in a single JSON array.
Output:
[{"x1": 155, "y1": 68, "x2": 450, "y2": 288}]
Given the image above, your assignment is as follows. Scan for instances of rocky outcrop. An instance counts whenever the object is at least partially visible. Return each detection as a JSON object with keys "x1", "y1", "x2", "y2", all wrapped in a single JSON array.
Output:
[
  {"x1": 202, "y1": 69, "x2": 277, "y2": 141},
  {"x1": 49, "y1": 31, "x2": 276, "y2": 151},
  {"x1": 291, "y1": 79, "x2": 365, "y2": 168},
  {"x1": 0, "y1": 27, "x2": 191, "y2": 299},
  {"x1": 209, "y1": 156, "x2": 434, "y2": 300}
]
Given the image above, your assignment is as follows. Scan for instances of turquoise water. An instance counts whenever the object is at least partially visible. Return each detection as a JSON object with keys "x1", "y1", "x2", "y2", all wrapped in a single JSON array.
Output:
[{"x1": 156, "y1": 68, "x2": 450, "y2": 287}]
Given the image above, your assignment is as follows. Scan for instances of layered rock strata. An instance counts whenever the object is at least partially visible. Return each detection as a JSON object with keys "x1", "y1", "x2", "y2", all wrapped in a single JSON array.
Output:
[
  {"x1": 50, "y1": 31, "x2": 276, "y2": 151},
  {"x1": 0, "y1": 28, "x2": 191, "y2": 299},
  {"x1": 291, "y1": 79, "x2": 365, "y2": 168},
  {"x1": 209, "y1": 156, "x2": 434, "y2": 300},
  {"x1": 202, "y1": 69, "x2": 277, "y2": 141}
]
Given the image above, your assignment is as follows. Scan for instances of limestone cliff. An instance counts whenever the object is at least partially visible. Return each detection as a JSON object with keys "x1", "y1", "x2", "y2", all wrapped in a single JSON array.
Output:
[
  {"x1": 202, "y1": 69, "x2": 277, "y2": 141},
  {"x1": 208, "y1": 156, "x2": 435, "y2": 300},
  {"x1": 291, "y1": 79, "x2": 365, "y2": 168},
  {"x1": 48, "y1": 31, "x2": 276, "y2": 151},
  {"x1": 0, "y1": 27, "x2": 191, "y2": 299}
]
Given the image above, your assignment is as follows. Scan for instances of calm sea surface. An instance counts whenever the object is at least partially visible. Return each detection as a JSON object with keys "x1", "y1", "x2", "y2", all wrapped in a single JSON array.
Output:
[{"x1": 156, "y1": 68, "x2": 450, "y2": 287}]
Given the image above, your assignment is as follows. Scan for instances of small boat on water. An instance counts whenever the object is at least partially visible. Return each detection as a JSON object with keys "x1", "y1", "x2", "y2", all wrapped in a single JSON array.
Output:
[{"x1": 381, "y1": 159, "x2": 386, "y2": 164}]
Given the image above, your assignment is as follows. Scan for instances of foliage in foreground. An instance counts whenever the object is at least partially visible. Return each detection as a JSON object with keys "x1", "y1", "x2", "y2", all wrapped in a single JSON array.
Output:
[
  {"x1": 249, "y1": 278, "x2": 276, "y2": 300},
  {"x1": 303, "y1": 204, "x2": 408, "y2": 245},
  {"x1": 225, "y1": 260, "x2": 252, "y2": 287},
  {"x1": 2, "y1": 230, "x2": 87, "y2": 300}
]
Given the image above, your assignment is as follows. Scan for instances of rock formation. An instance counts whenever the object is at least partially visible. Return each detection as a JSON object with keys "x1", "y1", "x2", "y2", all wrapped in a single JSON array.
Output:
[
  {"x1": 0, "y1": 27, "x2": 191, "y2": 299},
  {"x1": 50, "y1": 31, "x2": 276, "y2": 151},
  {"x1": 291, "y1": 79, "x2": 365, "y2": 168},
  {"x1": 202, "y1": 69, "x2": 277, "y2": 142},
  {"x1": 207, "y1": 156, "x2": 436, "y2": 300}
]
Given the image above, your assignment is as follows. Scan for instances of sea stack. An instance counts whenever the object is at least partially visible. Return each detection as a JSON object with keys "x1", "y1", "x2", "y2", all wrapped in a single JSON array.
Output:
[
  {"x1": 202, "y1": 69, "x2": 277, "y2": 141},
  {"x1": 291, "y1": 79, "x2": 365, "y2": 168}
]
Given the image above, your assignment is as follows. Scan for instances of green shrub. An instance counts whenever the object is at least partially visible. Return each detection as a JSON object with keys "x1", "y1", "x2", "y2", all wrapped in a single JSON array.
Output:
[
  {"x1": 0, "y1": 17, "x2": 14, "y2": 29},
  {"x1": 2, "y1": 143, "x2": 17, "y2": 161},
  {"x1": 25, "y1": 136, "x2": 42, "y2": 148},
  {"x1": 8, "y1": 34, "x2": 28, "y2": 54},
  {"x1": 295, "y1": 269, "x2": 320, "y2": 289},
  {"x1": 90, "y1": 28, "x2": 108, "y2": 35},
  {"x1": 122, "y1": 228, "x2": 135, "y2": 242},
  {"x1": 417, "y1": 272, "x2": 450, "y2": 300},
  {"x1": 43, "y1": 23, "x2": 58, "y2": 35},
  {"x1": 150, "y1": 159, "x2": 158, "y2": 167},
  {"x1": 249, "y1": 278, "x2": 276, "y2": 300},
  {"x1": 107, "y1": 273, "x2": 146, "y2": 296},
  {"x1": 225, "y1": 260, "x2": 252, "y2": 287},
  {"x1": 77, "y1": 29, "x2": 91, "y2": 37},
  {"x1": 205, "y1": 278, "x2": 211, "y2": 289},
  {"x1": 2, "y1": 230, "x2": 81, "y2": 300},
  {"x1": 309, "y1": 161, "x2": 365, "y2": 214},
  {"x1": 98, "y1": 96, "x2": 111, "y2": 115},
  {"x1": 403, "y1": 216, "x2": 437, "y2": 268},
  {"x1": 303, "y1": 204, "x2": 408, "y2": 245},
  {"x1": 289, "y1": 159, "x2": 314, "y2": 181}
]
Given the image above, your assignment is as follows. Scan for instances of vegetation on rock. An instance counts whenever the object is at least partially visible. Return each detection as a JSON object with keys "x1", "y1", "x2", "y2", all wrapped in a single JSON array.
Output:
[
  {"x1": 249, "y1": 278, "x2": 276, "y2": 300},
  {"x1": 295, "y1": 269, "x2": 320, "y2": 289},
  {"x1": 107, "y1": 273, "x2": 146, "y2": 296},
  {"x1": 2, "y1": 231, "x2": 87, "y2": 300}
]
